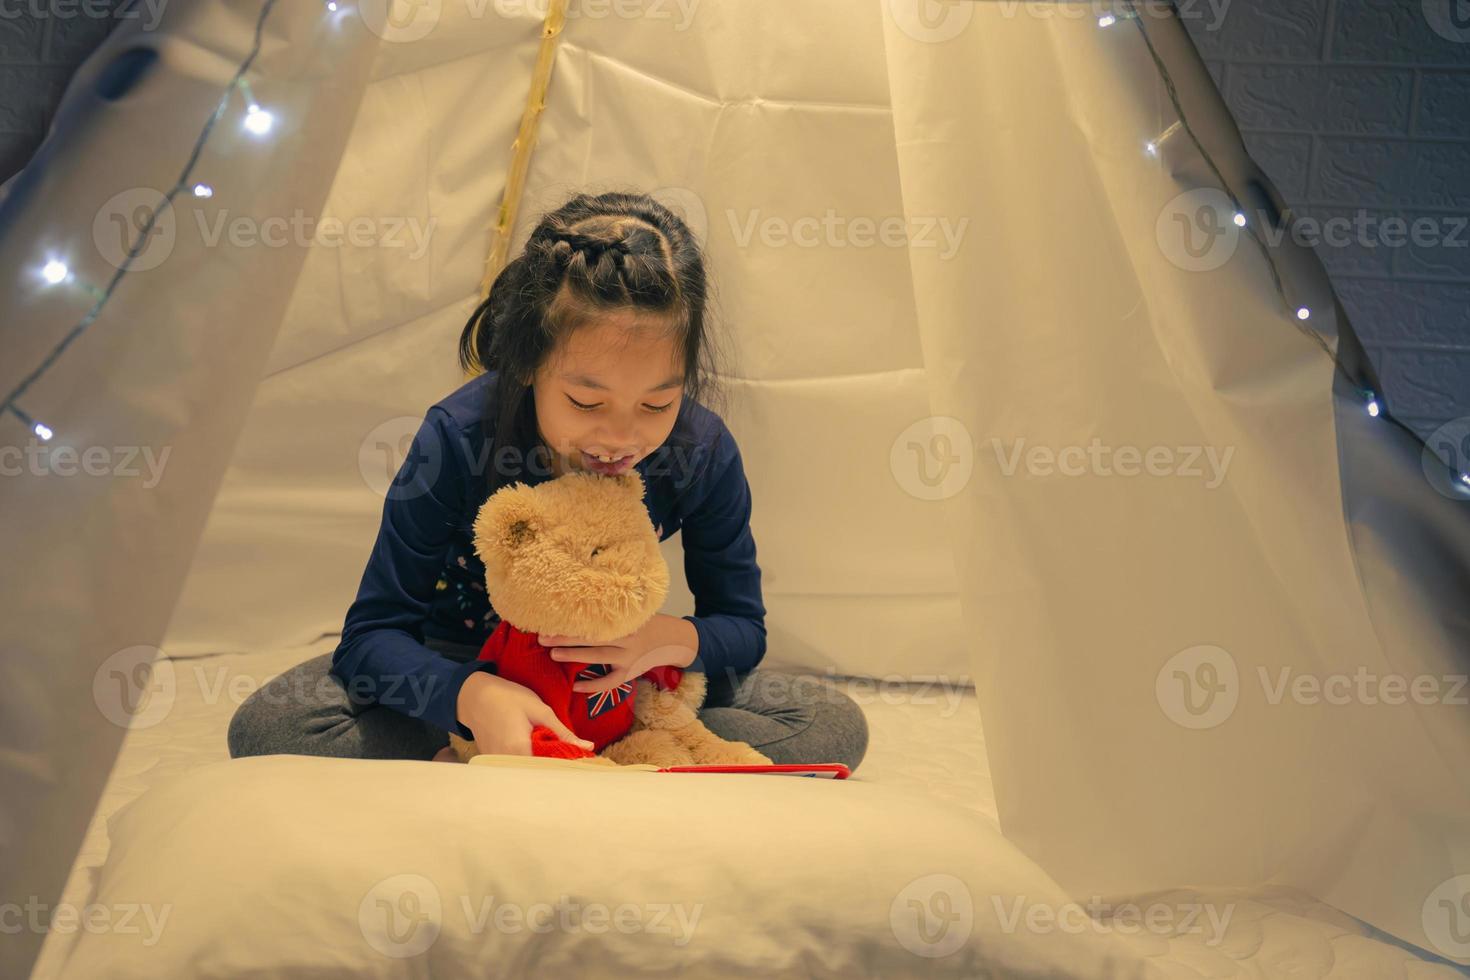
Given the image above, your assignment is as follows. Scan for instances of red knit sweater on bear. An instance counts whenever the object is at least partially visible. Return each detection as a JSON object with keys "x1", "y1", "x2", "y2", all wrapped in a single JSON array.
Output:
[{"x1": 474, "y1": 619, "x2": 683, "y2": 758}]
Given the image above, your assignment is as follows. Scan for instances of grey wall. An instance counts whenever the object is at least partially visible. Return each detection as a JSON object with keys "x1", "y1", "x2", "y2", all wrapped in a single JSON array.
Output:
[
  {"x1": 2, "y1": 2, "x2": 1467, "y2": 440},
  {"x1": 1186, "y1": 0, "x2": 1470, "y2": 444},
  {"x1": 0, "y1": 3, "x2": 120, "y2": 182}
]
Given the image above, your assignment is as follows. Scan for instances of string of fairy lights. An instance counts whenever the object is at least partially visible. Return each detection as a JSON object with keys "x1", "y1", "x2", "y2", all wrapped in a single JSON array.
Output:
[
  {"x1": 0, "y1": 0, "x2": 344, "y2": 442},
  {"x1": 1111, "y1": 2, "x2": 1469, "y2": 489},
  {"x1": 2, "y1": 0, "x2": 1464, "y2": 489}
]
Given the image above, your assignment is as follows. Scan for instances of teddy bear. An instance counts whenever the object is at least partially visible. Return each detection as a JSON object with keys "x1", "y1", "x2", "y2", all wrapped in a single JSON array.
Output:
[{"x1": 446, "y1": 468, "x2": 772, "y2": 769}]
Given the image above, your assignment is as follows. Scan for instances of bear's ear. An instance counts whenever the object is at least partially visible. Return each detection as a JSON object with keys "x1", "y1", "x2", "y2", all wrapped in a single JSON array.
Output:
[
  {"x1": 473, "y1": 483, "x2": 543, "y2": 560},
  {"x1": 504, "y1": 517, "x2": 537, "y2": 549}
]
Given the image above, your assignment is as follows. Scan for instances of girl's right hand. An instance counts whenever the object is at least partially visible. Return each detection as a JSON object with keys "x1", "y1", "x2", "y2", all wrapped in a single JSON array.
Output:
[{"x1": 455, "y1": 671, "x2": 594, "y2": 757}]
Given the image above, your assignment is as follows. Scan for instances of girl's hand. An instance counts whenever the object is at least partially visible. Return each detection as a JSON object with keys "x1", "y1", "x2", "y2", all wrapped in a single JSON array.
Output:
[
  {"x1": 541, "y1": 614, "x2": 699, "y2": 694},
  {"x1": 456, "y1": 671, "x2": 593, "y2": 756}
]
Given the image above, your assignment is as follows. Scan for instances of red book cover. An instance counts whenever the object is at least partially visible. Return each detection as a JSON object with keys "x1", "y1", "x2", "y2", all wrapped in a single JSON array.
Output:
[
  {"x1": 466, "y1": 756, "x2": 851, "y2": 779},
  {"x1": 657, "y1": 763, "x2": 850, "y2": 779}
]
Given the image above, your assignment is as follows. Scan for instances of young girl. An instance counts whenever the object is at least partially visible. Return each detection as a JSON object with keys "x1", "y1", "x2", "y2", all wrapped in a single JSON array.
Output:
[{"x1": 227, "y1": 190, "x2": 869, "y2": 771}]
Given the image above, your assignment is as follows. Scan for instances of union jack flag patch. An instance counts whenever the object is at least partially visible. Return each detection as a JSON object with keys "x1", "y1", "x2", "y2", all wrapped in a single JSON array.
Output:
[{"x1": 578, "y1": 663, "x2": 633, "y2": 718}]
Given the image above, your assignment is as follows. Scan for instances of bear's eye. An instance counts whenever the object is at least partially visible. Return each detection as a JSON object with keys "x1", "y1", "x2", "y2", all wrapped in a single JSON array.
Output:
[{"x1": 590, "y1": 546, "x2": 602, "y2": 560}]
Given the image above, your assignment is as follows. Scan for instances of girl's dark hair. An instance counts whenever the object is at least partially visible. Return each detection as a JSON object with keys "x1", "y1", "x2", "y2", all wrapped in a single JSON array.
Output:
[{"x1": 458, "y1": 190, "x2": 727, "y2": 496}]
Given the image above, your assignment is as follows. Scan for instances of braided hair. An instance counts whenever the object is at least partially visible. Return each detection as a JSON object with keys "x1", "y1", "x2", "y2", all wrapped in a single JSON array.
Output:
[{"x1": 458, "y1": 190, "x2": 727, "y2": 495}]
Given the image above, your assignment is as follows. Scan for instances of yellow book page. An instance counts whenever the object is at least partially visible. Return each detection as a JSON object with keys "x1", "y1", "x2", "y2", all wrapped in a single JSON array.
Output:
[{"x1": 466, "y1": 754, "x2": 659, "y2": 773}]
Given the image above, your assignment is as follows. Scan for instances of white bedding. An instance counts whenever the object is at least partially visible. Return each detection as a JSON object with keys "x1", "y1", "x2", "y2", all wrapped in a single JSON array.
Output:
[{"x1": 31, "y1": 643, "x2": 1466, "y2": 979}]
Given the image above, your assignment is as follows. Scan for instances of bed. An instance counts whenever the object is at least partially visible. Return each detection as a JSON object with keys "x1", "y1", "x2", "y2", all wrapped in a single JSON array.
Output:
[{"x1": 31, "y1": 640, "x2": 1467, "y2": 979}]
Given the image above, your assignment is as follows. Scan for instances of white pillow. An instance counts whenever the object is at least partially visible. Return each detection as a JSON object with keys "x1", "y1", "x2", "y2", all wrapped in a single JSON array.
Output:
[{"x1": 57, "y1": 756, "x2": 1148, "y2": 978}]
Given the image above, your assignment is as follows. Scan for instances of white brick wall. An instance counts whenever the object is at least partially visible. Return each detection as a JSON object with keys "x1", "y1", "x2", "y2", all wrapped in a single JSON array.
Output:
[{"x1": 1187, "y1": 0, "x2": 1470, "y2": 441}]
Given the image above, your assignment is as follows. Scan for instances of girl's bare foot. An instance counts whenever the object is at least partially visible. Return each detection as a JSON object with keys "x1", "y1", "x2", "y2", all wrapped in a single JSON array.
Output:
[{"x1": 431, "y1": 746, "x2": 461, "y2": 763}]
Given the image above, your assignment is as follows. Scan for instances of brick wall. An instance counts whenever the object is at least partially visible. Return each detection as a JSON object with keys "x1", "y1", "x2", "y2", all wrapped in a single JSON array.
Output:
[
  {"x1": 1186, "y1": 0, "x2": 1470, "y2": 443},
  {"x1": 0, "y1": 4, "x2": 119, "y2": 182}
]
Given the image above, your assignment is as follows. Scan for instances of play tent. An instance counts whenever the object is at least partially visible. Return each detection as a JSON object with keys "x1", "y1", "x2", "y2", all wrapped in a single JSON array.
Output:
[{"x1": 3, "y1": 0, "x2": 1468, "y2": 976}]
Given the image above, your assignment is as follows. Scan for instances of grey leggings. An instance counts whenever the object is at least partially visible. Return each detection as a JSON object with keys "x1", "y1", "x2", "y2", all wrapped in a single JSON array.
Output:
[{"x1": 227, "y1": 636, "x2": 869, "y2": 772}]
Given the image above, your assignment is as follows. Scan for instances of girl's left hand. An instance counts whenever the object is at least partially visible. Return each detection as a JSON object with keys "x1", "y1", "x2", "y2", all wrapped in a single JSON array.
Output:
[{"x1": 541, "y1": 614, "x2": 698, "y2": 693}]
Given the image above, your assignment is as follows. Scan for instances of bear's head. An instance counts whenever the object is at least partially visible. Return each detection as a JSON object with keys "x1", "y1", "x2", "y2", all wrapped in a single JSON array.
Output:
[{"x1": 471, "y1": 470, "x2": 670, "y2": 643}]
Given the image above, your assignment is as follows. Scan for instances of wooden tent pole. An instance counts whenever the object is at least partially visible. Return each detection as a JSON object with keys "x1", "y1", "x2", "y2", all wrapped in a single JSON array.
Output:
[{"x1": 477, "y1": 0, "x2": 569, "y2": 305}]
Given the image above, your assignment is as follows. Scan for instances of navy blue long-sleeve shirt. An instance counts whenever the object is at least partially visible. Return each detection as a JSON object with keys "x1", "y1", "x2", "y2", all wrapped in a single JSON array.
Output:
[{"x1": 330, "y1": 370, "x2": 766, "y2": 740}]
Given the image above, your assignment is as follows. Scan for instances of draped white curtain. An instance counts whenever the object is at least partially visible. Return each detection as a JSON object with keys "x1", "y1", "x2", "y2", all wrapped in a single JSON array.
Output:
[
  {"x1": 0, "y1": 3, "x2": 382, "y2": 974},
  {"x1": 880, "y1": 3, "x2": 1470, "y2": 964},
  {"x1": 3, "y1": 1, "x2": 1465, "y2": 974}
]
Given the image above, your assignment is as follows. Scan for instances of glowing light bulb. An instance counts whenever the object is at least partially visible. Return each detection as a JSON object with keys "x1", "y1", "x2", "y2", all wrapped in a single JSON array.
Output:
[
  {"x1": 33, "y1": 421, "x2": 53, "y2": 441},
  {"x1": 1367, "y1": 399, "x2": 1380, "y2": 418},
  {"x1": 192, "y1": 183, "x2": 214, "y2": 198},
  {"x1": 327, "y1": 0, "x2": 338, "y2": 8},
  {"x1": 1145, "y1": 121, "x2": 1183, "y2": 160},
  {"x1": 41, "y1": 260, "x2": 69, "y2": 284},
  {"x1": 1233, "y1": 212, "x2": 1247, "y2": 227},
  {"x1": 1296, "y1": 307, "x2": 1311, "y2": 320},
  {"x1": 244, "y1": 104, "x2": 274, "y2": 136},
  {"x1": 1099, "y1": 14, "x2": 1117, "y2": 27},
  {"x1": 1460, "y1": 473, "x2": 1470, "y2": 487}
]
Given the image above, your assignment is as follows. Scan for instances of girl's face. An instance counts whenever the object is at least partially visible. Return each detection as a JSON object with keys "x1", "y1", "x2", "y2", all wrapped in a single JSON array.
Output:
[{"x1": 532, "y1": 312, "x2": 685, "y2": 479}]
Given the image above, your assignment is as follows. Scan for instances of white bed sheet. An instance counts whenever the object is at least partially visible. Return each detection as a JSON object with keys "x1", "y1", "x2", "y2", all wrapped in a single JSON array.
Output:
[
  {"x1": 30, "y1": 639, "x2": 994, "y2": 978},
  {"x1": 30, "y1": 642, "x2": 1466, "y2": 979}
]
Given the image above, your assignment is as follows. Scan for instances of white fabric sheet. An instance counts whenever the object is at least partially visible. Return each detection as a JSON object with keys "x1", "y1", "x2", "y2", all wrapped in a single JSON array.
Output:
[{"x1": 34, "y1": 645, "x2": 1465, "y2": 978}]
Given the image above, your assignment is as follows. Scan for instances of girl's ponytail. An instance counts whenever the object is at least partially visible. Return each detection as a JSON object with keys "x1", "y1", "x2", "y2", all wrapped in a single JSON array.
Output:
[{"x1": 458, "y1": 256, "x2": 531, "y2": 377}]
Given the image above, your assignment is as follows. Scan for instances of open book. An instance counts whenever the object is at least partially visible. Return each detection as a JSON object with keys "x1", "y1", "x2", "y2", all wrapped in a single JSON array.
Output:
[{"x1": 467, "y1": 755, "x2": 851, "y2": 779}]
